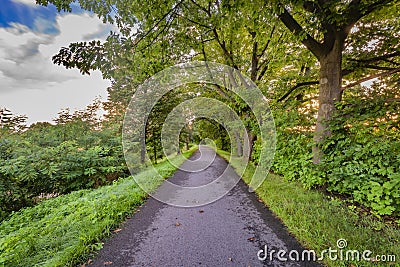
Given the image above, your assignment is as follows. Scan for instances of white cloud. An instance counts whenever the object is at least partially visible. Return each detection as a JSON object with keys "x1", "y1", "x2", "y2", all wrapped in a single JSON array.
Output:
[
  {"x1": 41, "y1": 13, "x2": 114, "y2": 58},
  {"x1": 11, "y1": 0, "x2": 37, "y2": 6},
  {"x1": 0, "y1": 23, "x2": 68, "y2": 90},
  {"x1": 33, "y1": 17, "x2": 58, "y2": 33},
  {"x1": 0, "y1": 12, "x2": 116, "y2": 124},
  {"x1": 1, "y1": 71, "x2": 108, "y2": 124}
]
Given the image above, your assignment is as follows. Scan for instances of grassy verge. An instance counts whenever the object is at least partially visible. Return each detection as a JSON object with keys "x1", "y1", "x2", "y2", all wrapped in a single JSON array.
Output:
[
  {"x1": 217, "y1": 150, "x2": 399, "y2": 267},
  {"x1": 0, "y1": 146, "x2": 197, "y2": 267}
]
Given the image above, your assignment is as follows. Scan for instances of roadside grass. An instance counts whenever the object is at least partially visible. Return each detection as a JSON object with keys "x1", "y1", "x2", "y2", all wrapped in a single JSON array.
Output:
[
  {"x1": 217, "y1": 150, "x2": 399, "y2": 267},
  {"x1": 0, "y1": 146, "x2": 197, "y2": 267}
]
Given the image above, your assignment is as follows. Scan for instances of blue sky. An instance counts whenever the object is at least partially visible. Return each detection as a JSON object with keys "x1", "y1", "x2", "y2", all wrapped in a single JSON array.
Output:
[
  {"x1": 0, "y1": 0, "x2": 56, "y2": 33},
  {"x1": 0, "y1": 0, "x2": 113, "y2": 124}
]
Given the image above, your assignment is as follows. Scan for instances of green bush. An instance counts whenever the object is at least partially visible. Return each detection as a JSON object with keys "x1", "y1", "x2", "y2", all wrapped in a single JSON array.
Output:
[
  {"x1": 265, "y1": 86, "x2": 399, "y2": 217},
  {"x1": 267, "y1": 104, "x2": 325, "y2": 189},
  {"x1": 0, "y1": 128, "x2": 128, "y2": 221},
  {"x1": 322, "y1": 94, "x2": 399, "y2": 216},
  {"x1": 0, "y1": 147, "x2": 197, "y2": 266}
]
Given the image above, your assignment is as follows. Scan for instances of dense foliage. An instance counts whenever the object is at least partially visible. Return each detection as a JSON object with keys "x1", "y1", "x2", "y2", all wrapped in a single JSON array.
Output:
[
  {"x1": 0, "y1": 148, "x2": 196, "y2": 266},
  {"x1": 3, "y1": 0, "x2": 399, "y2": 222},
  {"x1": 0, "y1": 2, "x2": 399, "y2": 266},
  {"x1": 30, "y1": 0, "x2": 400, "y2": 219},
  {"x1": 271, "y1": 78, "x2": 400, "y2": 217},
  {"x1": 219, "y1": 149, "x2": 400, "y2": 267},
  {"x1": 323, "y1": 81, "x2": 400, "y2": 216},
  {"x1": 0, "y1": 103, "x2": 128, "y2": 221}
]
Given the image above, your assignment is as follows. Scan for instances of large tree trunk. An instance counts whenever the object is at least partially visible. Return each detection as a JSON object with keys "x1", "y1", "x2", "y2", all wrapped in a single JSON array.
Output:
[
  {"x1": 248, "y1": 132, "x2": 255, "y2": 161},
  {"x1": 313, "y1": 38, "x2": 344, "y2": 164},
  {"x1": 234, "y1": 130, "x2": 243, "y2": 157},
  {"x1": 186, "y1": 134, "x2": 190, "y2": 150},
  {"x1": 243, "y1": 128, "x2": 255, "y2": 160},
  {"x1": 140, "y1": 132, "x2": 146, "y2": 164}
]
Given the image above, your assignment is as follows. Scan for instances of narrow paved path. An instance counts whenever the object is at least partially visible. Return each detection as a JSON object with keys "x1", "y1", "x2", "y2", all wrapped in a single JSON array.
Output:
[{"x1": 90, "y1": 147, "x2": 320, "y2": 267}]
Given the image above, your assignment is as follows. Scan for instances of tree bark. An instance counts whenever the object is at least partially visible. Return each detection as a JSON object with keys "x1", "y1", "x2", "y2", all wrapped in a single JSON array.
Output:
[
  {"x1": 153, "y1": 137, "x2": 157, "y2": 165},
  {"x1": 186, "y1": 132, "x2": 190, "y2": 150},
  {"x1": 140, "y1": 132, "x2": 146, "y2": 164},
  {"x1": 312, "y1": 37, "x2": 344, "y2": 164},
  {"x1": 246, "y1": 129, "x2": 255, "y2": 161},
  {"x1": 234, "y1": 130, "x2": 243, "y2": 157},
  {"x1": 278, "y1": 2, "x2": 395, "y2": 164}
]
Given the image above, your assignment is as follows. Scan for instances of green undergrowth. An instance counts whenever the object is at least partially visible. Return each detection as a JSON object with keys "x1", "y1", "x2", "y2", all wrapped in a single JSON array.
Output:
[
  {"x1": 0, "y1": 146, "x2": 197, "y2": 267},
  {"x1": 217, "y1": 150, "x2": 399, "y2": 267}
]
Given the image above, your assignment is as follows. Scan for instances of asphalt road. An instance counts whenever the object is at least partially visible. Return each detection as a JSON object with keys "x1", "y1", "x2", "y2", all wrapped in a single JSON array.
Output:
[{"x1": 90, "y1": 147, "x2": 321, "y2": 267}]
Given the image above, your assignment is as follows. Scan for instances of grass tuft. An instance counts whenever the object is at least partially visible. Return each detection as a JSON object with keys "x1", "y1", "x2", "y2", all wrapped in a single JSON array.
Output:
[
  {"x1": 218, "y1": 150, "x2": 399, "y2": 267},
  {"x1": 0, "y1": 147, "x2": 197, "y2": 267}
]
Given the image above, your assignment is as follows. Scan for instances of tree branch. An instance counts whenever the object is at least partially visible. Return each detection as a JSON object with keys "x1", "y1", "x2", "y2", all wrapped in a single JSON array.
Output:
[
  {"x1": 382, "y1": 59, "x2": 400, "y2": 66},
  {"x1": 200, "y1": 39, "x2": 231, "y2": 101},
  {"x1": 256, "y1": 63, "x2": 269, "y2": 82},
  {"x1": 212, "y1": 28, "x2": 238, "y2": 69},
  {"x1": 133, "y1": 0, "x2": 184, "y2": 47},
  {"x1": 345, "y1": 0, "x2": 393, "y2": 32},
  {"x1": 189, "y1": 0, "x2": 211, "y2": 16},
  {"x1": 349, "y1": 51, "x2": 400, "y2": 64},
  {"x1": 258, "y1": 25, "x2": 275, "y2": 58},
  {"x1": 278, "y1": 8, "x2": 324, "y2": 60},
  {"x1": 363, "y1": 0, "x2": 394, "y2": 16},
  {"x1": 137, "y1": 13, "x2": 176, "y2": 53},
  {"x1": 343, "y1": 51, "x2": 400, "y2": 75},
  {"x1": 362, "y1": 64, "x2": 398, "y2": 71},
  {"x1": 257, "y1": 33, "x2": 283, "y2": 82},
  {"x1": 278, "y1": 81, "x2": 319, "y2": 102},
  {"x1": 304, "y1": 1, "x2": 336, "y2": 35},
  {"x1": 181, "y1": 16, "x2": 212, "y2": 29},
  {"x1": 341, "y1": 68, "x2": 400, "y2": 90},
  {"x1": 180, "y1": 2, "x2": 213, "y2": 29},
  {"x1": 385, "y1": 98, "x2": 400, "y2": 103}
]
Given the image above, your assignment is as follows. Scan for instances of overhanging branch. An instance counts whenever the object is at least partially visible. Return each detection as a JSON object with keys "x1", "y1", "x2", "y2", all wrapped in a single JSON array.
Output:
[
  {"x1": 278, "y1": 8, "x2": 324, "y2": 60},
  {"x1": 343, "y1": 51, "x2": 400, "y2": 75},
  {"x1": 278, "y1": 81, "x2": 319, "y2": 102},
  {"x1": 341, "y1": 68, "x2": 400, "y2": 90},
  {"x1": 345, "y1": 0, "x2": 394, "y2": 32},
  {"x1": 349, "y1": 51, "x2": 400, "y2": 64}
]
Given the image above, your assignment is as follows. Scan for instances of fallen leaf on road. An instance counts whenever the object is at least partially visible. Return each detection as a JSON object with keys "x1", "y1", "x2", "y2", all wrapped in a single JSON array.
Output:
[
  {"x1": 175, "y1": 222, "x2": 181, "y2": 226},
  {"x1": 258, "y1": 199, "x2": 263, "y2": 203},
  {"x1": 228, "y1": 258, "x2": 232, "y2": 261},
  {"x1": 80, "y1": 258, "x2": 93, "y2": 267},
  {"x1": 248, "y1": 237, "x2": 256, "y2": 241},
  {"x1": 104, "y1": 261, "x2": 113, "y2": 265},
  {"x1": 113, "y1": 228, "x2": 122, "y2": 233}
]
